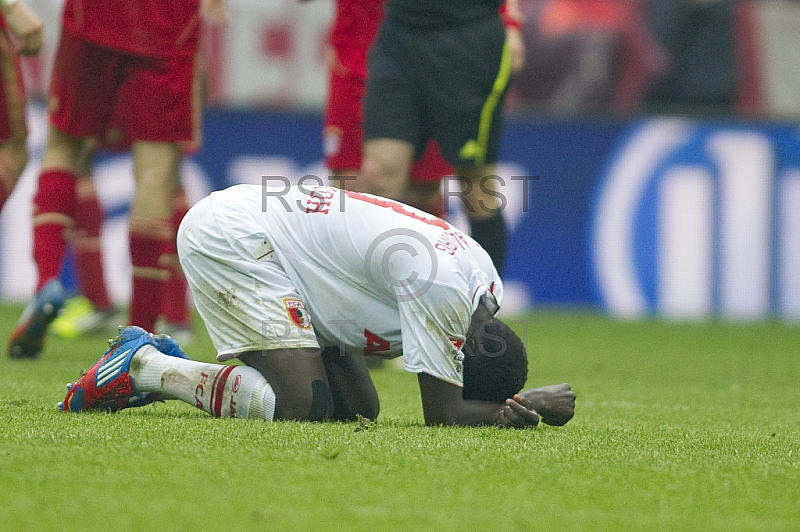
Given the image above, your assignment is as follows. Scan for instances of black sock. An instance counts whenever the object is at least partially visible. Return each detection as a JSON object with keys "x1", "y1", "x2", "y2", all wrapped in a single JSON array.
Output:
[{"x1": 468, "y1": 212, "x2": 507, "y2": 275}]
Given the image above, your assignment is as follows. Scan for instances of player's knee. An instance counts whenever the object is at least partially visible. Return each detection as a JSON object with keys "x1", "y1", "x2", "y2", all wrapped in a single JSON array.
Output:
[
  {"x1": 359, "y1": 157, "x2": 405, "y2": 199},
  {"x1": 360, "y1": 393, "x2": 380, "y2": 421},
  {"x1": 356, "y1": 157, "x2": 382, "y2": 193}
]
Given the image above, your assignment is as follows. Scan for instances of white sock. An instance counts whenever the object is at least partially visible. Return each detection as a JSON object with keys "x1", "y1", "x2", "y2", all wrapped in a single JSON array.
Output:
[{"x1": 130, "y1": 345, "x2": 276, "y2": 420}]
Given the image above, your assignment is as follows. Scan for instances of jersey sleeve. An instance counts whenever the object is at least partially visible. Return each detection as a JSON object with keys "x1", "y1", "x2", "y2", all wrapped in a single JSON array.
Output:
[{"x1": 396, "y1": 281, "x2": 472, "y2": 386}]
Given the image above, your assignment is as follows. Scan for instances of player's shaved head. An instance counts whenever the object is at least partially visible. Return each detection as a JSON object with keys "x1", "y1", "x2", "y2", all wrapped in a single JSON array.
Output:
[{"x1": 461, "y1": 318, "x2": 528, "y2": 403}]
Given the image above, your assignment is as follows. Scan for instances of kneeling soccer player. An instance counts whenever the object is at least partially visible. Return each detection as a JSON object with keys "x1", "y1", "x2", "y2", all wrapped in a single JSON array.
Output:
[{"x1": 61, "y1": 185, "x2": 575, "y2": 427}]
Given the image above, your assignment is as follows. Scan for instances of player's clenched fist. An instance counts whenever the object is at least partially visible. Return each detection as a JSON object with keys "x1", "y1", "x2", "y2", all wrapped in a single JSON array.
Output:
[{"x1": 518, "y1": 384, "x2": 576, "y2": 426}]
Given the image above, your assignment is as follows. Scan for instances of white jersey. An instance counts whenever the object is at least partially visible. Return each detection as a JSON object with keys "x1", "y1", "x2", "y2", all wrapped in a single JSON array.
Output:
[{"x1": 179, "y1": 184, "x2": 502, "y2": 386}]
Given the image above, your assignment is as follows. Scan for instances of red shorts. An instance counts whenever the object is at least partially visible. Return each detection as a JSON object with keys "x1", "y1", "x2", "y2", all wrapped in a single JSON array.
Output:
[
  {"x1": 49, "y1": 28, "x2": 198, "y2": 145},
  {"x1": 100, "y1": 53, "x2": 205, "y2": 155},
  {"x1": 412, "y1": 140, "x2": 453, "y2": 183},
  {"x1": 0, "y1": 29, "x2": 27, "y2": 143},
  {"x1": 323, "y1": 67, "x2": 452, "y2": 183}
]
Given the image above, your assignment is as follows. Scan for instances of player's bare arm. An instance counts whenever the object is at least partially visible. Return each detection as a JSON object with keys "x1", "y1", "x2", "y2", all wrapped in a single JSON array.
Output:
[
  {"x1": 417, "y1": 372, "x2": 539, "y2": 428},
  {"x1": 3, "y1": 0, "x2": 43, "y2": 56},
  {"x1": 411, "y1": 295, "x2": 536, "y2": 427},
  {"x1": 414, "y1": 291, "x2": 575, "y2": 428}
]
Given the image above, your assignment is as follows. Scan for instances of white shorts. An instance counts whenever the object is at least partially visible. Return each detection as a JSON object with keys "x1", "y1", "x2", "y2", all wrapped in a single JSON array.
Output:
[{"x1": 177, "y1": 196, "x2": 320, "y2": 361}]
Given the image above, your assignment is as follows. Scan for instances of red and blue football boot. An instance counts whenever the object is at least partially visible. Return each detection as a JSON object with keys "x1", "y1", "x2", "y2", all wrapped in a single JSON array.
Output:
[{"x1": 59, "y1": 326, "x2": 188, "y2": 413}]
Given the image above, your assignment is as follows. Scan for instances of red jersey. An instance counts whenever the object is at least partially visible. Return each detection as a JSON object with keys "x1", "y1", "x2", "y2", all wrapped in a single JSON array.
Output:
[
  {"x1": 62, "y1": 0, "x2": 200, "y2": 57},
  {"x1": 329, "y1": 0, "x2": 385, "y2": 78}
]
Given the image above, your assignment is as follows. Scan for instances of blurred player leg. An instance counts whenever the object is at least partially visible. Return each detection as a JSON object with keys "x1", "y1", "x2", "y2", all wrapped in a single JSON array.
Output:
[
  {"x1": 9, "y1": 29, "x2": 128, "y2": 357},
  {"x1": 51, "y1": 143, "x2": 122, "y2": 338},
  {"x1": 324, "y1": 43, "x2": 413, "y2": 197},
  {"x1": 128, "y1": 140, "x2": 181, "y2": 332},
  {"x1": 126, "y1": 45, "x2": 198, "y2": 332},
  {"x1": 447, "y1": 18, "x2": 515, "y2": 276},
  {"x1": 155, "y1": 50, "x2": 203, "y2": 342},
  {"x1": 0, "y1": 4, "x2": 36, "y2": 213},
  {"x1": 405, "y1": 140, "x2": 452, "y2": 219},
  {"x1": 156, "y1": 186, "x2": 194, "y2": 344},
  {"x1": 404, "y1": 180, "x2": 444, "y2": 218},
  {"x1": 32, "y1": 131, "x2": 81, "y2": 291},
  {"x1": 454, "y1": 163, "x2": 507, "y2": 276},
  {"x1": 29, "y1": 29, "x2": 121, "y2": 295},
  {"x1": 72, "y1": 152, "x2": 112, "y2": 310},
  {"x1": 8, "y1": 126, "x2": 84, "y2": 357},
  {"x1": 52, "y1": 179, "x2": 120, "y2": 337}
]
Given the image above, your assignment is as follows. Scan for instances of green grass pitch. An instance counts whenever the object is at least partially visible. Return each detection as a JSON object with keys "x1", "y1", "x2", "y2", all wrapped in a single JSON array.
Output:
[{"x1": 1, "y1": 303, "x2": 798, "y2": 531}]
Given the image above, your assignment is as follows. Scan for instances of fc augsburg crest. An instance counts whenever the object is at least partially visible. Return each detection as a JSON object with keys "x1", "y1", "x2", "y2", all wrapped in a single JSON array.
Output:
[{"x1": 283, "y1": 298, "x2": 311, "y2": 329}]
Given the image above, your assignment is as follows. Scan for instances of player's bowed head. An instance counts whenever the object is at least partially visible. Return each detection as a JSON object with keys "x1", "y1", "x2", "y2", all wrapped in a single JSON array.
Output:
[{"x1": 460, "y1": 296, "x2": 576, "y2": 428}]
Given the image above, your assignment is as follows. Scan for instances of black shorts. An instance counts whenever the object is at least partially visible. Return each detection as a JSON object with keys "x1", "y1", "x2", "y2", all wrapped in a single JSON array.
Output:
[{"x1": 363, "y1": 16, "x2": 510, "y2": 168}]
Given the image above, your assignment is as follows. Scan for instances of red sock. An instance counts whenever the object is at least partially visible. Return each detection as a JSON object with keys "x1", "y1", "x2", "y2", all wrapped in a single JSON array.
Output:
[
  {"x1": 129, "y1": 218, "x2": 171, "y2": 331},
  {"x1": 33, "y1": 170, "x2": 77, "y2": 290},
  {"x1": 160, "y1": 189, "x2": 190, "y2": 325},
  {"x1": 73, "y1": 180, "x2": 112, "y2": 309}
]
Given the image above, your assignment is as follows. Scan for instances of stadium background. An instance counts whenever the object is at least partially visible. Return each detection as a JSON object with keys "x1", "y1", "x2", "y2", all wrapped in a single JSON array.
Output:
[{"x1": 1, "y1": 0, "x2": 799, "y2": 322}]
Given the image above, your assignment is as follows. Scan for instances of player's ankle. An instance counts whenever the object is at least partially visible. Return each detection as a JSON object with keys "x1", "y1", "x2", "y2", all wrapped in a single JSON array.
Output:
[{"x1": 130, "y1": 344, "x2": 168, "y2": 393}]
